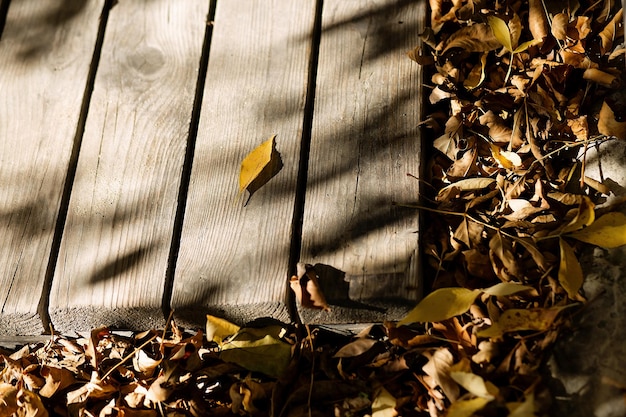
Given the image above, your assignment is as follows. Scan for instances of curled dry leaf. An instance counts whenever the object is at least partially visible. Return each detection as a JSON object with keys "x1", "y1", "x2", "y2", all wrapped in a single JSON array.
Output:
[
  {"x1": 422, "y1": 347, "x2": 459, "y2": 402},
  {"x1": 441, "y1": 23, "x2": 501, "y2": 54},
  {"x1": 598, "y1": 99, "x2": 626, "y2": 140},
  {"x1": 289, "y1": 263, "x2": 330, "y2": 311},
  {"x1": 0, "y1": 383, "x2": 19, "y2": 417},
  {"x1": 528, "y1": 0, "x2": 549, "y2": 41}
]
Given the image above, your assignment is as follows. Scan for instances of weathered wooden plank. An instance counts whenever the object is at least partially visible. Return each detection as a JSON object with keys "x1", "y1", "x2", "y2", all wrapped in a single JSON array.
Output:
[
  {"x1": 172, "y1": 0, "x2": 317, "y2": 326},
  {"x1": 49, "y1": 0, "x2": 208, "y2": 332},
  {"x1": 0, "y1": 0, "x2": 104, "y2": 336},
  {"x1": 299, "y1": 0, "x2": 424, "y2": 323}
]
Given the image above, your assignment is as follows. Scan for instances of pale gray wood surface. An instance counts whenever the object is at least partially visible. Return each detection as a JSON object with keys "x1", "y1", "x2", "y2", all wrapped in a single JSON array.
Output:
[
  {"x1": 0, "y1": 0, "x2": 104, "y2": 336},
  {"x1": 299, "y1": 0, "x2": 424, "y2": 323},
  {"x1": 49, "y1": 0, "x2": 208, "y2": 332},
  {"x1": 172, "y1": 0, "x2": 317, "y2": 326}
]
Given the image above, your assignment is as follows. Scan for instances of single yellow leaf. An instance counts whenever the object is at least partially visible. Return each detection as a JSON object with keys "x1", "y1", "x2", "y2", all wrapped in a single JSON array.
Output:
[
  {"x1": 560, "y1": 196, "x2": 595, "y2": 234},
  {"x1": 559, "y1": 238, "x2": 584, "y2": 299},
  {"x1": 513, "y1": 38, "x2": 542, "y2": 53},
  {"x1": 239, "y1": 135, "x2": 282, "y2": 200},
  {"x1": 481, "y1": 282, "x2": 534, "y2": 297},
  {"x1": 568, "y1": 212, "x2": 626, "y2": 248},
  {"x1": 477, "y1": 306, "x2": 567, "y2": 338},
  {"x1": 206, "y1": 314, "x2": 240, "y2": 345},
  {"x1": 399, "y1": 288, "x2": 481, "y2": 325},
  {"x1": 487, "y1": 16, "x2": 513, "y2": 52},
  {"x1": 446, "y1": 397, "x2": 492, "y2": 417}
]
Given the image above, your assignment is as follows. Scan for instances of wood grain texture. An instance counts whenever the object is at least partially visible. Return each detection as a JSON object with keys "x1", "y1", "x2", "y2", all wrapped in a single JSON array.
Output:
[
  {"x1": 299, "y1": 0, "x2": 424, "y2": 323},
  {"x1": 0, "y1": 0, "x2": 104, "y2": 335},
  {"x1": 172, "y1": 0, "x2": 316, "y2": 326},
  {"x1": 49, "y1": 0, "x2": 207, "y2": 332}
]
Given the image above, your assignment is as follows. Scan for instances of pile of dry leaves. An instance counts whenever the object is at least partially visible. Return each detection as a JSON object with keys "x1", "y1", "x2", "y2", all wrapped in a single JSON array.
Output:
[{"x1": 2, "y1": 0, "x2": 626, "y2": 416}]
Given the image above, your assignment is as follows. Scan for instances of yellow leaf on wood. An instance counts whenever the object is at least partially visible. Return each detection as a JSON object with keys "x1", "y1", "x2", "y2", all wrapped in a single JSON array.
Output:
[
  {"x1": 559, "y1": 237, "x2": 584, "y2": 299},
  {"x1": 239, "y1": 135, "x2": 283, "y2": 200},
  {"x1": 568, "y1": 212, "x2": 626, "y2": 249},
  {"x1": 399, "y1": 287, "x2": 481, "y2": 325}
]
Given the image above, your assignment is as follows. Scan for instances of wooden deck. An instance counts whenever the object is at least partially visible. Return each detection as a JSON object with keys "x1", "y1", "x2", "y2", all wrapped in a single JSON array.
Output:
[{"x1": 0, "y1": 0, "x2": 424, "y2": 336}]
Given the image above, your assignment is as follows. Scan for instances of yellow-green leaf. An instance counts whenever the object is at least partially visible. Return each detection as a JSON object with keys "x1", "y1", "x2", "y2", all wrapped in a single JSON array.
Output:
[
  {"x1": 487, "y1": 16, "x2": 513, "y2": 51},
  {"x1": 568, "y1": 212, "x2": 626, "y2": 248},
  {"x1": 206, "y1": 315, "x2": 240, "y2": 345},
  {"x1": 481, "y1": 282, "x2": 534, "y2": 297},
  {"x1": 559, "y1": 238, "x2": 584, "y2": 299},
  {"x1": 239, "y1": 135, "x2": 282, "y2": 199},
  {"x1": 221, "y1": 326, "x2": 292, "y2": 377},
  {"x1": 399, "y1": 288, "x2": 481, "y2": 325},
  {"x1": 477, "y1": 307, "x2": 566, "y2": 338},
  {"x1": 446, "y1": 397, "x2": 492, "y2": 417}
]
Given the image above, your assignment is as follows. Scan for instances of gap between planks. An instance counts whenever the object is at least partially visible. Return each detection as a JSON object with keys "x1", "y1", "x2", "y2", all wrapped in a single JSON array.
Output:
[{"x1": 38, "y1": 0, "x2": 115, "y2": 334}]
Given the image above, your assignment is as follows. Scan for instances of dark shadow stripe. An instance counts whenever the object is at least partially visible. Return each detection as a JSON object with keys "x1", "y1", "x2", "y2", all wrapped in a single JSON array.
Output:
[
  {"x1": 286, "y1": 0, "x2": 324, "y2": 323},
  {"x1": 162, "y1": 0, "x2": 217, "y2": 319},
  {"x1": 0, "y1": 0, "x2": 10, "y2": 40},
  {"x1": 38, "y1": 0, "x2": 114, "y2": 334}
]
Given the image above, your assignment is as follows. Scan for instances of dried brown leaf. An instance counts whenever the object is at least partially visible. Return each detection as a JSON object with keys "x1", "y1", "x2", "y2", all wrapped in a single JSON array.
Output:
[
  {"x1": 0, "y1": 383, "x2": 19, "y2": 417},
  {"x1": 598, "y1": 100, "x2": 626, "y2": 140},
  {"x1": 422, "y1": 347, "x2": 459, "y2": 402},
  {"x1": 442, "y1": 23, "x2": 501, "y2": 54},
  {"x1": 289, "y1": 263, "x2": 330, "y2": 311},
  {"x1": 528, "y1": 0, "x2": 549, "y2": 41}
]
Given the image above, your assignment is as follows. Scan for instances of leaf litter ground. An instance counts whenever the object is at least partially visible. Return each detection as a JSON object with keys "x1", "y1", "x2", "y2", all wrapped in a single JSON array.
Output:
[{"x1": 2, "y1": 1, "x2": 626, "y2": 416}]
